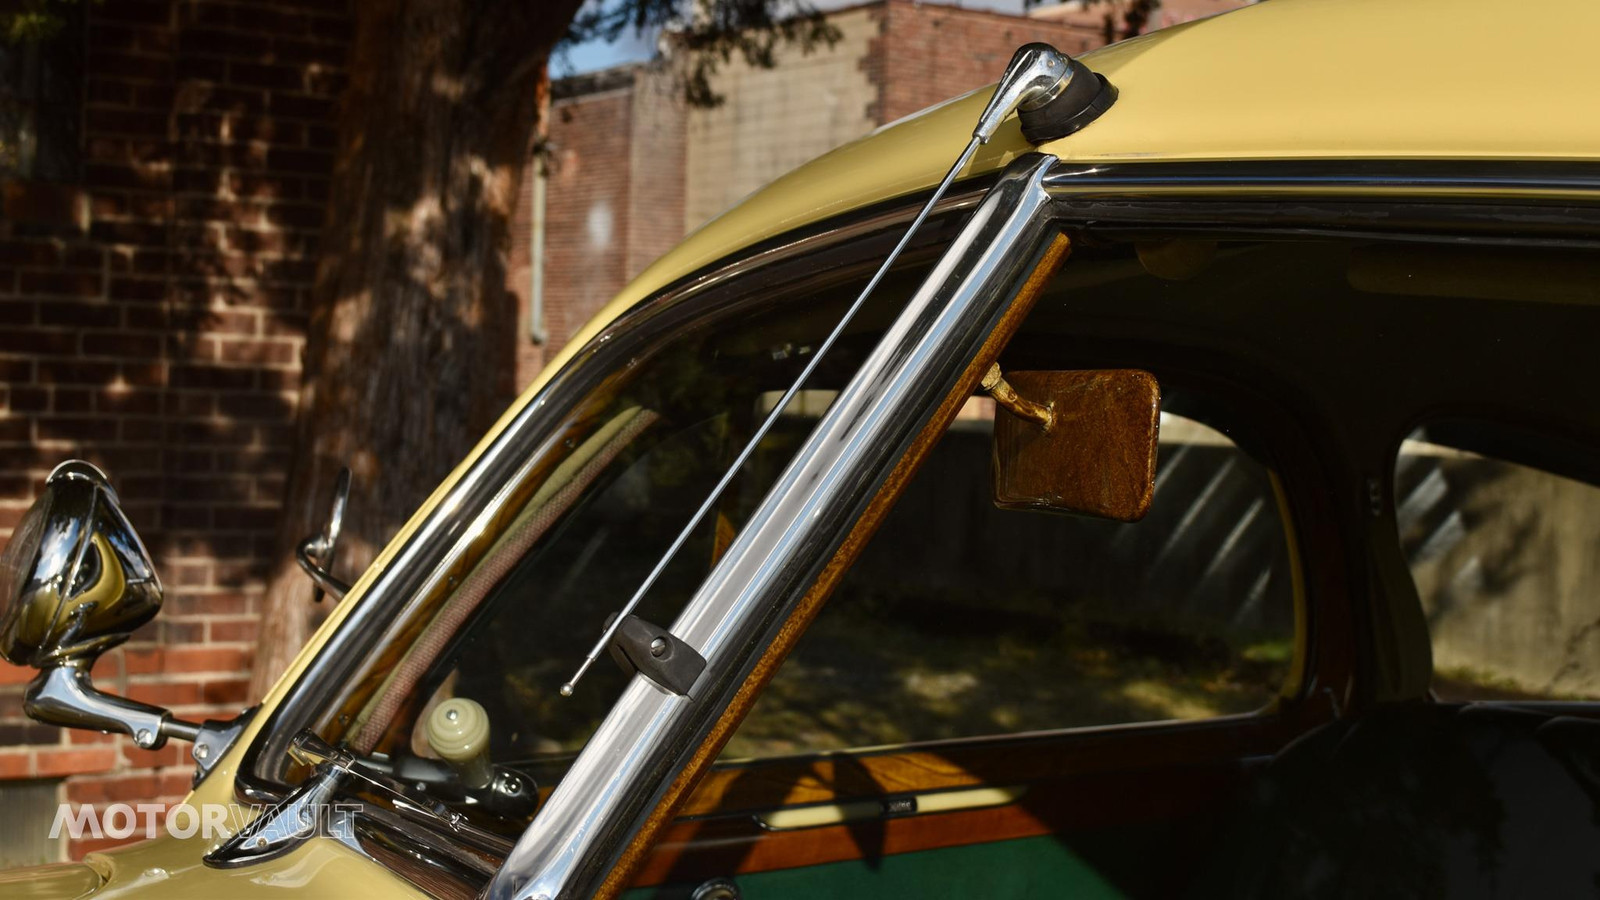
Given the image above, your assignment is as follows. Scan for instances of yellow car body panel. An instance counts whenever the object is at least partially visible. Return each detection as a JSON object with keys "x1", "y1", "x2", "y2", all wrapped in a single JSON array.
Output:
[
  {"x1": 10, "y1": 0, "x2": 1600, "y2": 894},
  {"x1": 57, "y1": 836, "x2": 420, "y2": 900}
]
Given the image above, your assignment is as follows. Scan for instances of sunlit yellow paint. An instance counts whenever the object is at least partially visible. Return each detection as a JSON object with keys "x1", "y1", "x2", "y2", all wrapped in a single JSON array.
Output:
[{"x1": 8, "y1": 0, "x2": 1598, "y2": 893}]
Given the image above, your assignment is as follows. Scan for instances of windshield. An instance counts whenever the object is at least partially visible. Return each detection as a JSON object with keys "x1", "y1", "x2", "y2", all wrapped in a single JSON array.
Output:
[{"x1": 321, "y1": 257, "x2": 930, "y2": 829}]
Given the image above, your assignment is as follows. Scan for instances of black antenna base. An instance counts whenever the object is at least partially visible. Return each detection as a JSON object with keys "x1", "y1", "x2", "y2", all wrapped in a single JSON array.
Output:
[{"x1": 1019, "y1": 60, "x2": 1118, "y2": 145}]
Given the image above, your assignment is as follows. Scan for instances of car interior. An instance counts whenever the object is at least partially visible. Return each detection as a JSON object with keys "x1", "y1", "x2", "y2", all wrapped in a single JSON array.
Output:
[
  {"x1": 618, "y1": 235, "x2": 1600, "y2": 898},
  {"x1": 342, "y1": 228, "x2": 1600, "y2": 899}
]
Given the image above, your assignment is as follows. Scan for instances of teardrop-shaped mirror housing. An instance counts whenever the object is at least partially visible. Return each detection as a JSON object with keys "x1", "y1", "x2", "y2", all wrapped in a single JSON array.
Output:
[{"x1": 0, "y1": 460, "x2": 163, "y2": 668}]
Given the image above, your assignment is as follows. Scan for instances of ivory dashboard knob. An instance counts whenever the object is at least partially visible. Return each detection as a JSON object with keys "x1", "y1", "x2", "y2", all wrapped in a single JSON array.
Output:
[{"x1": 426, "y1": 697, "x2": 492, "y2": 788}]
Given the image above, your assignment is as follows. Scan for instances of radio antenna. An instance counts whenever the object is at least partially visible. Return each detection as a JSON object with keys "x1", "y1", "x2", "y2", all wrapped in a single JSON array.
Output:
[{"x1": 561, "y1": 44, "x2": 1087, "y2": 697}]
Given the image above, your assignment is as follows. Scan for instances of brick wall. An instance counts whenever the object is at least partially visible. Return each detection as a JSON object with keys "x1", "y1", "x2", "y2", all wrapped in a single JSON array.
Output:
[
  {"x1": 511, "y1": 65, "x2": 688, "y2": 389},
  {"x1": 624, "y1": 68, "x2": 688, "y2": 286},
  {"x1": 0, "y1": 0, "x2": 349, "y2": 860},
  {"x1": 870, "y1": 0, "x2": 1104, "y2": 124},
  {"x1": 530, "y1": 83, "x2": 632, "y2": 385},
  {"x1": 518, "y1": 0, "x2": 1171, "y2": 386}
]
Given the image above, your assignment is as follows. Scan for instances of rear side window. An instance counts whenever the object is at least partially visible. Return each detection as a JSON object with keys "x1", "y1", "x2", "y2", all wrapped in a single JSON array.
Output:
[
  {"x1": 1395, "y1": 425, "x2": 1600, "y2": 701},
  {"x1": 726, "y1": 394, "x2": 1300, "y2": 760}
]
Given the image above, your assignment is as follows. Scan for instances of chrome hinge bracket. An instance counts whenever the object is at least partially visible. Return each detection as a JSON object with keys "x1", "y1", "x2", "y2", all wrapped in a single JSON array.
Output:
[
  {"x1": 190, "y1": 706, "x2": 255, "y2": 786},
  {"x1": 607, "y1": 615, "x2": 705, "y2": 697}
]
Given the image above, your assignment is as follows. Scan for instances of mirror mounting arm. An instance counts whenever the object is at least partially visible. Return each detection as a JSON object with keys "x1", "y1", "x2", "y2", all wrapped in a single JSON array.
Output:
[
  {"x1": 296, "y1": 467, "x2": 352, "y2": 603},
  {"x1": 982, "y1": 362, "x2": 1055, "y2": 430},
  {"x1": 25, "y1": 661, "x2": 201, "y2": 750},
  {"x1": 296, "y1": 535, "x2": 351, "y2": 602}
]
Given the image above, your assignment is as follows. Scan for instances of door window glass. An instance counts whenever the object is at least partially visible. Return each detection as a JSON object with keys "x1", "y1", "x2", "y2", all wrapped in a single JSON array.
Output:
[
  {"x1": 726, "y1": 394, "x2": 1300, "y2": 759},
  {"x1": 1395, "y1": 425, "x2": 1600, "y2": 701}
]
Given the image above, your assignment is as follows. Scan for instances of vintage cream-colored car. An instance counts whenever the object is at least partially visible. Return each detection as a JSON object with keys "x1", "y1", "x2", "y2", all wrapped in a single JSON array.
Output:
[{"x1": 4, "y1": 0, "x2": 1600, "y2": 897}]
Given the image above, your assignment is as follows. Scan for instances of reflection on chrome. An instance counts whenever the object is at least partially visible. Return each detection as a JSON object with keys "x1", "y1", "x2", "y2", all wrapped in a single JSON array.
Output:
[{"x1": 486, "y1": 153, "x2": 1064, "y2": 900}]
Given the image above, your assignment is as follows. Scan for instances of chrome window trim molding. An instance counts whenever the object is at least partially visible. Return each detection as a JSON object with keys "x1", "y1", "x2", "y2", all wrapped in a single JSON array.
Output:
[{"x1": 1046, "y1": 159, "x2": 1600, "y2": 196}]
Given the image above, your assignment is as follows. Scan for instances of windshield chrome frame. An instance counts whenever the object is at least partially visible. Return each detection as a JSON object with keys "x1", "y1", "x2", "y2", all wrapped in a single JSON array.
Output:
[
  {"x1": 235, "y1": 186, "x2": 990, "y2": 800},
  {"x1": 484, "y1": 152, "x2": 1065, "y2": 900}
]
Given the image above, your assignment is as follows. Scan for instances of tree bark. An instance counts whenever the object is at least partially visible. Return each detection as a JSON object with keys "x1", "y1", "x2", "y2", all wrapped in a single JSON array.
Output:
[{"x1": 250, "y1": 0, "x2": 585, "y2": 699}]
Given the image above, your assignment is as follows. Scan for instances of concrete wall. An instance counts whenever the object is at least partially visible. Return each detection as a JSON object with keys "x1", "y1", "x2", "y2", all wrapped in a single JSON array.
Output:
[
  {"x1": 684, "y1": 7, "x2": 879, "y2": 231},
  {"x1": 1400, "y1": 447, "x2": 1600, "y2": 698}
]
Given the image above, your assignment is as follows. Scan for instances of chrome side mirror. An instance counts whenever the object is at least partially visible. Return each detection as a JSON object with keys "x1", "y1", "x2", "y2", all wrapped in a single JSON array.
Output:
[
  {"x1": 0, "y1": 461, "x2": 202, "y2": 749},
  {"x1": 296, "y1": 467, "x2": 351, "y2": 603}
]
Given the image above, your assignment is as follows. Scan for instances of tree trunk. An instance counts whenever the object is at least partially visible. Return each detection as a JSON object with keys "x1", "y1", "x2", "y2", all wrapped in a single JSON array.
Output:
[{"x1": 250, "y1": 0, "x2": 585, "y2": 699}]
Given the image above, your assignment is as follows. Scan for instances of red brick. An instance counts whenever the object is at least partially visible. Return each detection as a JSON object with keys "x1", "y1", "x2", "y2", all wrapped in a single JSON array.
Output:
[
  {"x1": 96, "y1": 388, "x2": 163, "y2": 415},
  {"x1": 125, "y1": 681, "x2": 202, "y2": 707},
  {"x1": 0, "y1": 418, "x2": 32, "y2": 443},
  {"x1": 63, "y1": 245, "x2": 106, "y2": 269},
  {"x1": 86, "y1": 108, "x2": 171, "y2": 139},
  {"x1": 36, "y1": 417, "x2": 122, "y2": 444},
  {"x1": 0, "y1": 330, "x2": 77, "y2": 356},
  {"x1": 263, "y1": 202, "x2": 325, "y2": 230},
  {"x1": 202, "y1": 678, "x2": 251, "y2": 705},
  {"x1": 274, "y1": 37, "x2": 347, "y2": 67},
  {"x1": 0, "y1": 751, "x2": 30, "y2": 779},
  {"x1": 66, "y1": 774, "x2": 159, "y2": 804},
  {"x1": 94, "y1": 0, "x2": 170, "y2": 27},
  {"x1": 208, "y1": 619, "x2": 258, "y2": 642},
  {"x1": 87, "y1": 78, "x2": 136, "y2": 106},
  {"x1": 35, "y1": 747, "x2": 118, "y2": 777},
  {"x1": 89, "y1": 220, "x2": 169, "y2": 247},
  {"x1": 0, "y1": 381, "x2": 41, "y2": 409},
  {"x1": 265, "y1": 147, "x2": 332, "y2": 176},
  {"x1": 270, "y1": 92, "x2": 333, "y2": 120},
  {"x1": 83, "y1": 334, "x2": 163, "y2": 359},
  {"x1": 0, "y1": 302, "x2": 36, "y2": 326},
  {"x1": 178, "y1": 28, "x2": 271, "y2": 59},
  {"x1": 217, "y1": 393, "x2": 289, "y2": 420},
  {"x1": 165, "y1": 645, "x2": 252, "y2": 674},
  {"x1": 119, "y1": 741, "x2": 184, "y2": 769},
  {"x1": 228, "y1": 61, "x2": 304, "y2": 92},
  {"x1": 40, "y1": 302, "x2": 120, "y2": 328},
  {"x1": 169, "y1": 364, "x2": 254, "y2": 390},
  {"x1": 218, "y1": 338, "x2": 295, "y2": 366},
  {"x1": 2, "y1": 181, "x2": 89, "y2": 232},
  {"x1": 19, "y1": 271, "x2": 103, "y2": 298},
  {"x1": 84, "y1": 162, "x2": 171, "y2": 191},
  {"x1": 35, "y1": 360, "x2": 120, "y2": 385},
  {"x1": 93, "y1": 52, "x2": 175, "y2": 83},
  {"x1": 212, "y1": 505, "x2": 275, "y2": 530},
  {"x1": 0, "y1": 242, "x2": 61, "y2": 267},
  {"x1": 109, "y1": 277, "x2": 169, "y2": 302},
  {"x1": 55, "y1": 389, "x2": 93, "y2": 414}
]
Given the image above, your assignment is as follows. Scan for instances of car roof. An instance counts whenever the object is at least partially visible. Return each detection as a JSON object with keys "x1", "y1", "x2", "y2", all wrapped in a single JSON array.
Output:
[{"x1": 528, "y1": 0, "x2": 1600, "y2": 400}]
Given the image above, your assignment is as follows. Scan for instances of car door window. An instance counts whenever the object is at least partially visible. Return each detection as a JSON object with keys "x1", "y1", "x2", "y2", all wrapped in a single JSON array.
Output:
[
  {"x1": 1395, "y1": 424, "x2": 1600, "y2": 701},
  {"x1": 725, "y1": 390, "x2": 1300, "y2": 760}
]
